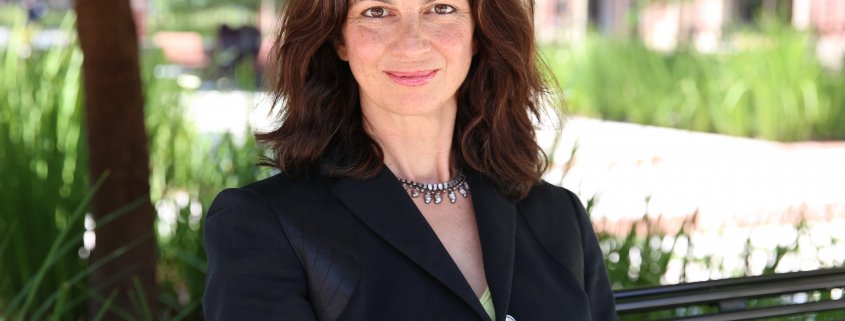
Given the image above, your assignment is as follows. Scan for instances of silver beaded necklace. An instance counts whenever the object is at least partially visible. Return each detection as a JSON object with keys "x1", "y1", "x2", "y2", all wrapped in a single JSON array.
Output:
[{"x1": 398, "y1": 169, "x2": 470, "y2": 204}]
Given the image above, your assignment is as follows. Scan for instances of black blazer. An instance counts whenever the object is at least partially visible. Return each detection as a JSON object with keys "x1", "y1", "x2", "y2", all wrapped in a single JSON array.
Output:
[{"x1": 203, "y1": 165, "x2": 619, "y2": 321}]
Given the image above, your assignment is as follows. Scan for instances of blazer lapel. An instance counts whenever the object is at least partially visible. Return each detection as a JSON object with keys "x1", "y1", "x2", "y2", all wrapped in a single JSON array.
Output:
[
  {"x1": 465, "y1": 168, "x2": 517, "y2": 321},
  {"x1": 330, "y1": 166, "x2": 491, "y2": 320}
]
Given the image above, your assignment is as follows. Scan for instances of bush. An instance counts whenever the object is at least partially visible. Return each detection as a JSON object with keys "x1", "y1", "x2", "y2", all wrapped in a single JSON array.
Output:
[
  {"x1": 544, "y1": 23, "x2": 845, "y2": 142},
  {"x1": 0, "y1": 12, "x2": 270, "y2": 320}
]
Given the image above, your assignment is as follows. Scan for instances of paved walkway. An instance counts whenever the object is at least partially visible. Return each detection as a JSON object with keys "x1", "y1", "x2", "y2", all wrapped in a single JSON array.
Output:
[{"x1": 539, "y1": 117, "x2": 845, "y2": 234}]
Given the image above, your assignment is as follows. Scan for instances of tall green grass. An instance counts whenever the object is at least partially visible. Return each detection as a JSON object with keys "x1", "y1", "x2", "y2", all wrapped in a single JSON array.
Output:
[
  {"x1": 0, "y1": 12, "x2": 157, "y2": 320},
  {"x1": 0, "y1": 12, "x2": 89, "y2": 319},
  {"x1": 0, "y1": 10, "x2": 269, "y2": 319},
  {"x1": 544, "y1": 22, "x2": 845, "y2": 142}
]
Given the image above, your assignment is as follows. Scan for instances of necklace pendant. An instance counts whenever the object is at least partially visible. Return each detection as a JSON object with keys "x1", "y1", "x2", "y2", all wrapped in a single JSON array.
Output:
[{"x1": 397, "y1": 168, "x2": 468, "y2": 205}]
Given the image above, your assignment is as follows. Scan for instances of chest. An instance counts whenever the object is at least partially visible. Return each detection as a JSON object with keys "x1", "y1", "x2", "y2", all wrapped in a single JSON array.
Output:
[
  {"x1": 337, "y1": 208, "x2": 591, "y2": 321},
  {"x1": 413, "y1": 195, "x2": 488, "y2": 298}
]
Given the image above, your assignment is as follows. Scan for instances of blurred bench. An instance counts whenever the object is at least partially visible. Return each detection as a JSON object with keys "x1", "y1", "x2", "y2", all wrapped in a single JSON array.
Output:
[{"x1": 614, "y1": 267, "x2": 845, "y2": 320}]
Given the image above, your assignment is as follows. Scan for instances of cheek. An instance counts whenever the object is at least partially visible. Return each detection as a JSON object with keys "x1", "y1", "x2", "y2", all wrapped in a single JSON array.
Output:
[
  {"x1": 429, "y1": 24, "x2": 474, "y2": 66},
  {"x1": 345, "y1": 27, "x2": 392, "y2": 77}
]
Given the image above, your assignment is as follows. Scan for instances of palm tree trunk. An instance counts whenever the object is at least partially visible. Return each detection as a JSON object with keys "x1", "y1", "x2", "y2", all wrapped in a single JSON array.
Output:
[{"x1": 75, "y1": 0, "x2": 157, "y2": 319}]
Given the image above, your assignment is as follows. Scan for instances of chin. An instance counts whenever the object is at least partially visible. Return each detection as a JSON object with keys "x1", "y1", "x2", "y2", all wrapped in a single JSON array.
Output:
[{"x1": 388, "y1": 94, "x2": 454, "y2": 116}]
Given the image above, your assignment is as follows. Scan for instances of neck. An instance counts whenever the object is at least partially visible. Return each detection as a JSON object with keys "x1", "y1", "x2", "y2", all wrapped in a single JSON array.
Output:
[{"x1": 362, "y1": 101, "x2": 458, "y2": 184}]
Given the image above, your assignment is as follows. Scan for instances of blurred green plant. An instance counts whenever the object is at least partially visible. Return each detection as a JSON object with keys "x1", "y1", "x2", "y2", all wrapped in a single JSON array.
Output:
[
  {"x1": 544, "y1": 22, "x2": 845, "y2": 142},
  {"x1": 149, "y1": 0, "x2": 280, "y2": 15},
  {"x1": 584, "y1": 194, "x2": 845, "y2": 320},
  {"x1": 0, "y1": 4, "x2": 67, "y2": 27},
  {"x1": 0, "y1": 12, "x2": 89, "y2": 319},
  {"x1": 0, "y1": 10, "x2": 270, "y2": 320},
  {"x1": 0, "y1": 171, "x2": 157, "y2": 321},
  {"x1": 543, "y1": 137, "x2": 845, "y2": 320},
  {"x1": 141, "y1": 48, "x2": 270, "y2": 320},
  {"x1": 146, "y1": 5, "x2": 256, "y2": 37}
]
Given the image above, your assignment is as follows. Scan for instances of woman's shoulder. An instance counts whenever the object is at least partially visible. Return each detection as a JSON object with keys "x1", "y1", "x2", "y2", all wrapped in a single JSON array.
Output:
[
  {"x1": 207, "y1": 169, "x2": 335, "y2": 220},
  {"x1": 519, "y1": 179, "x2": 585, "y2": 215},
  {"x1": 517, "y1": 180, "x2": 594, "y2": 289}
]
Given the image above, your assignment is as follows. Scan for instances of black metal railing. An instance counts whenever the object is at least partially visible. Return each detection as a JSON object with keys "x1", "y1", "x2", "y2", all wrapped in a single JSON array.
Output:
[{"x1": 614, "y1": 267, "x2": 845, "y2": 320}]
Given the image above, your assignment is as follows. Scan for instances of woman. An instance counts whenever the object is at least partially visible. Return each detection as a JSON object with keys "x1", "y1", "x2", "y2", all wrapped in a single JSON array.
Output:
[{"x1": 203, "y1": 0, "x2": 618, "y2": 320}]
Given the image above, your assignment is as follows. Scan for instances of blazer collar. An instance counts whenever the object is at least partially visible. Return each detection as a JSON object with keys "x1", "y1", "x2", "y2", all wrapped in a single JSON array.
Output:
[{"x1": 329, "y1": 166, "x2": 516, "y2": 321}]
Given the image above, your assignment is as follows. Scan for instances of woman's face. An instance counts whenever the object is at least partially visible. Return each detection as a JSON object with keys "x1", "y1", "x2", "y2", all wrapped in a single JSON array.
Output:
[{"x1": 338, "y1": 0, "x2": 475, "y2": 117}]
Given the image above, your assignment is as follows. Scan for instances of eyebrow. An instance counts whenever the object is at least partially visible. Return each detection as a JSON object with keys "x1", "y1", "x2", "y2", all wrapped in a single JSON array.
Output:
[
  {"x1": 351, "y1": 0, "x2": 390, "y2": 5},
  {"x1": 350, "y1": 0, "x2": 438, "y2": 6}
]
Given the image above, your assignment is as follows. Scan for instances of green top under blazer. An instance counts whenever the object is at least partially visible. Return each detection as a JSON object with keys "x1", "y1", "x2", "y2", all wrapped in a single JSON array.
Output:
[{"x1": 480, "y1": 286, "x2": 495, "y2": 320}]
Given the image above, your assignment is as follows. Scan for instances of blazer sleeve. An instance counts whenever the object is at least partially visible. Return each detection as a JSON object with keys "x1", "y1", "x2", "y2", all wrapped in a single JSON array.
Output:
[
  {"x1": 203, "y1": 188, "x2": 317, "y2": 321},
  {"x1": 567, "y1": 190, "x2": 620, "y2": 321}
]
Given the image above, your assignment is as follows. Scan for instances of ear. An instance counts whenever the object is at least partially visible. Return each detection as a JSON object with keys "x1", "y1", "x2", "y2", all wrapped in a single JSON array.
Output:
[{"x1": 334, "y1": 37, "x2": 349, "y2": 61}]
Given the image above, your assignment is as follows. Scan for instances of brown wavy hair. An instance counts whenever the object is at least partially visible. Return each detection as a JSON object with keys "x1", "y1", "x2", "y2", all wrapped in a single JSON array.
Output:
[{"x1": 258, "y1": 0, "x2": 560, "y2": 200}]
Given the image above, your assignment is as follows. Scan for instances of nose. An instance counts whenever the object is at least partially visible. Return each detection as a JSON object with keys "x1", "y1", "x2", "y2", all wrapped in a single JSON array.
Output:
[{"x1": 392, "y1": 16, "x2": 430, "y2": 59}]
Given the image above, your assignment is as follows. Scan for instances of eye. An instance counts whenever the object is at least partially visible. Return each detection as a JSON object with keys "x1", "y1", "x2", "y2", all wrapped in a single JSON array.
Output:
[
  {"x1": 431, "y1": 4, "x2": 456, "y2": 14},
  {"x1": 363, "y1": 7, "x2": 389, "y2": 18}
]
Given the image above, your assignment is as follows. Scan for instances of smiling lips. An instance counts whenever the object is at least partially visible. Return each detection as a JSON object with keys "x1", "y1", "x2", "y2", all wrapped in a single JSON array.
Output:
[{"x1": 384, "y1": 70, "x2": 439, "y2": 87}]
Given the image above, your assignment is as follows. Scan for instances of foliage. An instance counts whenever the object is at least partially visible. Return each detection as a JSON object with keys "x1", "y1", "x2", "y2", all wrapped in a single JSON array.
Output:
[
  {"x1": 0, "y1": 4, "x2": 68, "y2": 27},
  {"x1": 541, "y1": 136, "x2": 845, "y2": 320},
  {"x1": 149, "y1": 0, "x2": 280, "y2": 15},
  {"x1": 146, "y1": 5, "x2": 257, "y2": 38},
  {"x1": 142, "y1": 50, "x2": 270, "y2": 320},
  {"x1": 0, "y1": 11, "x2": 270, "y2": 320},
  {"x1": 543, "y1": 23, "x2": 845, "y2": 142},
  {"x1": 0, "y1": 13, "x2": 89, "y2": 320},
  {"x1": 582, "y1": 193, "x2": 845, "y2": 320},
  {"x1": 586, "y1": 197, "x2": 844, "y2": 320}
]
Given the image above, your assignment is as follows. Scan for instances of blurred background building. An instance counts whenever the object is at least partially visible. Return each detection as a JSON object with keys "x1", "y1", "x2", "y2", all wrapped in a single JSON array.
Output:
[{"x1": 535, "y1": 0, "x2": 845, "y2": 67}]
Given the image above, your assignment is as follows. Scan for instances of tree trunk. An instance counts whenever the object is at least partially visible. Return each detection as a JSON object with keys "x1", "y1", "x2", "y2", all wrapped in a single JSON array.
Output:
[{"x1": 75, "y1": 0, "x2": 158, "y2": 319}]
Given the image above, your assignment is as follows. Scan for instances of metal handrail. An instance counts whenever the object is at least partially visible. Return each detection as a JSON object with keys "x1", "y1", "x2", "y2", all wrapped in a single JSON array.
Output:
[
  {"x1": 614, "y1": 267, "x2": 845, "y2": 320},
  {"x1": 615, "y1": 266, "x2": 845, "y2": 299},
  {"x1": 669, "y1": 300, "x2": 845, "y2": 321},
  {"x1": 617, "y1": 274, "x2": 845, "y2": 312}
]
